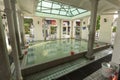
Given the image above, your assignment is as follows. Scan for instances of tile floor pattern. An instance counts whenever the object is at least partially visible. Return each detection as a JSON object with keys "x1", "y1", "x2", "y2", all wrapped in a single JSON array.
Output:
[
  {"x1": 24, "y1": 48, "x2": 112, "y2": 80},
  {"x1": 22, "y1": 39, "x2": 107, "y2": 69},
  {"x1": 83, "y1": 69, "x2": 110, "y2": 80}
]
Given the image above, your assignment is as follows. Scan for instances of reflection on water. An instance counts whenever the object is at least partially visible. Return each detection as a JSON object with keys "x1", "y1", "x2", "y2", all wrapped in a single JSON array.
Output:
[{"x1": 24, "y1": 39, "x2": 105, "y2": 68}]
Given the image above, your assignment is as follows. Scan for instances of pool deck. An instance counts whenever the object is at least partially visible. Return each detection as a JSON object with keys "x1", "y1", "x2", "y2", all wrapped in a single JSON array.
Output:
[{"x1": 23, "y1": 48, "x2": 113, "y2": 80}]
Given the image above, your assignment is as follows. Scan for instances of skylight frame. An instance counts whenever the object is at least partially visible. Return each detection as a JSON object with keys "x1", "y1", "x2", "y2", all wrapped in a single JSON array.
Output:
[{"x1": 36, "y1": 0, "x2": 88, "y2": 17}]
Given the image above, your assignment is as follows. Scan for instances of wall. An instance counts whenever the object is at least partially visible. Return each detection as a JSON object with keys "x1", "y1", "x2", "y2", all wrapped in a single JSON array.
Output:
[
  {"x1": 111, "y1": 12, "x2": 120, "y2": 64},
  {"x1": 98, "y1": 15, "x2": 113, "y2": 43}
]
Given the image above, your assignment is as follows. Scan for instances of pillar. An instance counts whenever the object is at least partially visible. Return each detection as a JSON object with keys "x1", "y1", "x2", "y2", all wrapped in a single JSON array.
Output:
[
  {"x1": 3, "y1": 0, "x2": 23, "y2": 79},
  {"x1": 111, "y1": 10, "x2": 120, "y2": 64},
  {"x1": 85, "y1": 0, "x2": 99, "y2": 59},
  {"x1": 80, "y1": 19, "x2": 83, "y2": 40},
  {"x1": 17, "y1": 11, "x2": 25, "y2": 47},
  {"x1": 57, "y1": 19, "x2": 62, "y2": 39},
  {"x1": 71, "y1": 20, "x2": 74, "y2": 38},
  {"x1": 11, "y1": 0, "x2": 23, "y2": 59},
  {"x1": 42, "y1": 18, "x2": 47, "y2": 41},
  {"x1": 0, "y1": 11, "x2": 12, "y2": 80}
]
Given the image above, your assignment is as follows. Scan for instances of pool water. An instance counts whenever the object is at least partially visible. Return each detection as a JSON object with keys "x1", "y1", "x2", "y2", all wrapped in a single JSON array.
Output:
[{"x1": 22, "y1": 39, "x2": 106, "y2": 68}]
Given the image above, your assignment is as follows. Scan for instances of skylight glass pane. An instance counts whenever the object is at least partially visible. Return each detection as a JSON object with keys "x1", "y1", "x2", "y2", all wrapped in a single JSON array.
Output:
[
  {"x1": 70, "y1": 8, "x2": 76, "y2": 11},
  {"x1": 61, "y1": 9, "x2": 65, "y2": 11},
  {"x1": 52, "y1": 10, "x2": 59, "y2": 14},
  {"x1": 42, "y1": 10, "x2": 51, "y2": 13},
  {"x1": 36, "y1": 0, "x2": 87, "y2": 17},
  {"x1": 64, "y1": 6, "x2": 69, "y2": 9},
  {"x1": 37, "y1": 7, "x2": 41, "y2": 10},
  {"x1": 72, "y1": 10, "x2": 79, "y2": 15},
  {"x1": 60, "y1": 11, "x2": 66, "y2": 15},
  {"x1": 38, "y1": 2, "x2": 41, "y2": 6},
  {"x1": 42, "y1": 7, "x2": 49, "y2": 10},
  {"x1": 53, "y1": 4, "x2": 60, "y2": 9},
  {"x1": 42, "y1": 1, "x2": 52, "y2": 7},
  {"x1": 78, "y1": 9, "x2": 86, "y2": 13}
]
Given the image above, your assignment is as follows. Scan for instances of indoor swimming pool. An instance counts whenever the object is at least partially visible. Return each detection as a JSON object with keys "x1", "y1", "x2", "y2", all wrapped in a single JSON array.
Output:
[{"x1": 22, "y1": 39, "x2": 108, "y2": 69}]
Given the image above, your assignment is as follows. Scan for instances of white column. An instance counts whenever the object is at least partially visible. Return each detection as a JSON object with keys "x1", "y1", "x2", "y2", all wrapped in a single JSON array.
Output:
[
  {"x1": 11, "y1": 0, "x2": 23, "y2": 59},
  {"x1": 17, "y1": 11, "x2": 25, "y2": 47},
  {"x1": 61, "y1": 20, "x2": 63, "y2": 38},
  {"x1": 3, "y1": 0, "x2": 22, "y2": 79},
  {"x1": 71, "y1": 20, "x2": 74, "y2": 38},
  {"x1": 85, "y1": 0, "x2": 99, "y2": 59},
  {"x1": 80, "y1": 19, "x2": 83, "y2": 40},
  {"x1": 66, "y1": 24, "x2": 68, "y2": 36},
  {"x1": 0, "y1": 12, "x2": 12, "y2": 80},
  {"x1": 111, "y1": 10, "x2": 120, "y2": 64},
  {"x1": 56, "y1": 19, "x2": 62, "y2": 39},
  {"x1": 42, "y1": 18, "x2": 47, "y2": 41}
]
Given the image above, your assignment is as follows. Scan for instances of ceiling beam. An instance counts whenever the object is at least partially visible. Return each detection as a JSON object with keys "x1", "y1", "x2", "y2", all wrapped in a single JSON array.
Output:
[{"x1": 105, "y1": 0, "x2": 120, "y2": 9}]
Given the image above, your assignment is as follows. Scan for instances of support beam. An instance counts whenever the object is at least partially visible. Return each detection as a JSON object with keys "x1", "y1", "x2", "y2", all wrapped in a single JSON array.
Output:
[
  {"x1": 59, "y1": 19, "x2": 62, "y2": 39},
  {"x1": 17, "y1": 11, "x2": 25, "y2": 47},
  {"x1": 42, "y1": 19, "x2": 47, "y2": 41},
  {"x1": 111, "y1": 10, "x2": 120, "y2": 64},
  {"x1": 57, "y1": 19, "x2": 62, "y2": 39},
  {"x1": 105, "y1": 0, "x2": 120, "y2": 9},
  {"x1": 0, "y1": 12, "x2": 12, "y2": 80},
  {"x1": 11, "y1": 0, "x2": 23, "y2": 59},
  {"x1": 71, "y1": 20, "x2": 74, "y2": 38},
  {"x1": 3, "y1": 0, "x2": 23, "y2": 79},
  {"x1": 85, "y1": 0, "x2": 99, "y2": 59},
  {"x1": 80, "y1": 19, "x2": 83, "y2": 40}
]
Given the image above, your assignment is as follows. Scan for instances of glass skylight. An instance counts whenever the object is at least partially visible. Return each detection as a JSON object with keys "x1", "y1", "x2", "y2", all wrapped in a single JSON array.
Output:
[{"x1": 36, "y1": 0, "x2": 87, "y2": 17}]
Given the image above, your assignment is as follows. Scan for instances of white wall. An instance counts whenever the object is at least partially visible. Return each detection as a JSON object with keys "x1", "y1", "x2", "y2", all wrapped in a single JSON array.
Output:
[
  {"x1": 111, "y1": 12, "x2": 120, "y2": 64},
  {"x1": 98, "y1": 15, "x2": 113, "y2": 43}
]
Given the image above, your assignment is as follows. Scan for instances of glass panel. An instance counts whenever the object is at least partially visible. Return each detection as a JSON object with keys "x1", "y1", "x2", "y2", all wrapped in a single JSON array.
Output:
[
  {"x1": 53, "y1": 3, "x2": 61, "y2": 9},
  {"x1": 37, "y1": 7, "x2": 41, "y2": 11},
  {"x1": 60, "y1": 10, "x2": 66, "y2": 15},
  {"x1": 42, "y1": 1, "x2": 52, "y2": 8},
  {"x1": 70, "y1": 8, "x2": 76, "y2": 11},
  {"x1": 78, "y1": 9, "x2": 86, "y2": 13},
  {"x1": 64, "y1": 6, "x2": 69, "y2": 9},
  {"x1": 38, "y1": 2, "x2": 41, "y2": 6},
  {"x1": 61, "y1": 8, "x2": 65, "y2": 11},
  {"x1": 42, "y1": 10, "x2": 51, "y2": 13},
  {"x1": 52, "y1": 10, "x2": 59, "y2": 14},
  {"x1": 42, "y1": 7, "x2": 49, "y2": 10},
  {"x1": 36, "y1": 0, "x2": 87, "y2": 17},
  {"x1": 67, "y1": 12, "x2": 72, "y2": 16},
  {"x1": 72, "y1": 10, "x2": 79, "y2": 15}
]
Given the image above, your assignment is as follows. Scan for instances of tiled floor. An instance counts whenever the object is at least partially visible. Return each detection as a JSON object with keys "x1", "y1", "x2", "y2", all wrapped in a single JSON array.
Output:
[
  {"x1": 24, "y1": 48, "x2": 112, "y2": 80},
  {"x1": 83, "y1": 69, "x2": 110, "y2": 80},
  {"x1": 22, "y1": 39, "x2": 107, "y2": 69}
]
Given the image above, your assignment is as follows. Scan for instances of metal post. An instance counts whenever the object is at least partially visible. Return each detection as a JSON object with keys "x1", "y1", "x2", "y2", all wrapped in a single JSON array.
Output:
[
  {"x1": 71, "y1": 21, "x2": 74, "y2": 38},
  {"x1": 59, "y1": 19, "x2": 62, "y2": 39},
  {"x1": 17, "y1": 11, "x2": 25, "y2": 47},
  {"x1": 3, "y1": 0, "x2": 23, "y2": 79},
  {"x1": 0, "y1": 12, "x2": 12, "y2": 80},
  {"x1": 85, "y1": 0, "x2": 99, "y2": 59},
  {"x1": 11, "y1": 0, "x2": 23, "y2": 59}
]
